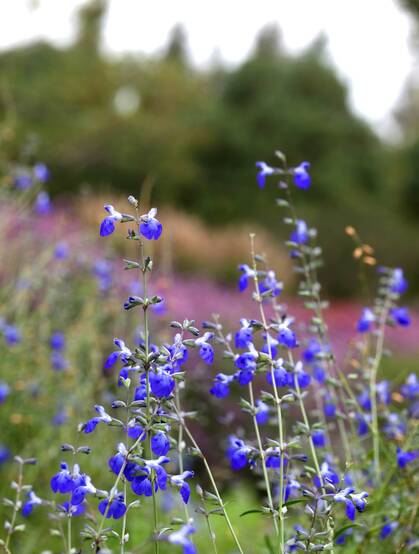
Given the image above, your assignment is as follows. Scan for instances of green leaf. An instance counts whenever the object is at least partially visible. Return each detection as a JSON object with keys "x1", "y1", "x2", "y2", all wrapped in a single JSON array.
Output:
[
  {"x1": 240, "y1": 508, "x2": 264, "y2": 517},
  {"x1": 334, "y1": 523, "x2": 365, "y2": 540}
]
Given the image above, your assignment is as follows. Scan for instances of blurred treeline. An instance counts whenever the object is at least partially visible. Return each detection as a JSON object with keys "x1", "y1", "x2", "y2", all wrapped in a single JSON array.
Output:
[{"x1": 1, "y1": 0, "x2": 419, "y2": 296}]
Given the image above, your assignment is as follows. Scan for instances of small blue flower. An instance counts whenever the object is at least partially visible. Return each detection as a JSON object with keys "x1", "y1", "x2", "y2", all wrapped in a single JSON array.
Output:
[
  {"x1": 401, "y1": 373, "x2": 419, "y2": 400},
  {"x1": 2, "y1": 324, "x2": 21, "y2": 346},
  {"x1": 380, "y1": 521, "x2": 398, "y2": 540},
  {"x1": 210, "y1": 373, "x2": 234, "y2": 398},
  {"x1": 50, "y1": 332, "x2": 66, "y2": 351},
  {"x1": 0, "y1": 445, "x2": 10, "y2": 464},
  {"x1": 290, "y1": 220, "x2": 309, "y2": 245},
  {"x1": 312, "y1": 430, "x2": 326, "y2": 448},
  {"x1": 235, "y1": 319, "x2": 253, "y2": 349},
  {"x1": 334, "y1": 488, "x2": 358, "y2": 521},
  {"x1": 238, "y1": 264, "x2": 256, "y2": 292},
  {"x1": 390, "y1": 268, "x2": 408, "y2": 294},
  {"x1": 195, "y1": 332, "x2": 214, "y2": 364},
  {"x1": 390, "y1": 307, "x2": 410, "y2": 326},
  {"x1": 51, "y1": 462, "x2": 76, "y2": 493},
  {"x1": 167, "y1": 522, "x2": 196, "y2": 554},
  {"x1": 33, "y1": 162, "x2": 50, "y2": 183},
  {"x1": 227, "y1": 436, "x2": 252, "y2": 471},
  {"x1": 35, "y1": 191, "x2": 52, "y2": 215},
  {"x1": 259, "y1": 271, "x2": 283, "y2": 297},
  {"x1": 170, "y1": 471, "x2": 194, "y2": 504},
  {"x1": 98, "y1": 492, "x2": 126, "y2": 519},
  {"x1": 14, "y1": 173, "x2": 32, "y2": 190},
  {"x1": 151, "y1": 431, "x2": 171, "y2": 456},
  {"x1": 357, "y1": 308, "x2": 375, "y2": 333},
  {"x1": 22, "y1": 490, "x2": 42, "y2": 517},
  {"x1": 265, "y1": 447, "x2": 287, "y2": 469},
  {"x1": 356, "y1": 413, "x2": 370, "y2": 436},
  {"x1": 277, "y1": 317, "x2": 297, "y2": 348},
  {"x1": 314, "y1": 462, "x2": 339, "y2": 488},
  {"x1": 303, "y1": 339, "x2": 322, "y2": 363},
  {"x1": 93, "y1": 259, "x2": 113, "y2": 291},
  {"x1": 255, "y1": 399, "x2": 270, "y2": 425},
  {"x1": 140, "y1": 208, "x2": 162, "y2": 240},
  {"x1": 266, "y1": 359, "x2": 289, "y2": 387},
  {"x1": 376, "y1": 381, "x2": 391, "y2": 405},
  {"x1": 293, "y1": 162, "x2": 311, "y2": 189},
  {"x1": 255, "y1": 161, "x2": 275, "y2": 188},
  {"x1": 71, "y1": 475, "x2": 96, "y2": 505},
  {"x1": 131, "y1": 456, "x2": 170, "y2": 497},
  {"x1": 397, "y1": 447, "x2": 418, "y2": 468},
  {"x1": 82, "y1": 405, "x2": 112, "y2": 434},
  {"x1": 150, "y1": 368, "x2": 175, "y2": 398},
  {"x1": 100, "y1": 204, "x2": 123, "y2": 237},
  {"x1": 323, "y1": 395, "x2": 336, "y2": 417},
  {"x1": 54, "y1": 242, "x2": 69, "y2": 260},
  {"x1": 104, "y1": 338, "x2": 132, "y2": 369},
  {"x1": 0, "y1": 382, "x2": 10, "y2": 403},
  {"x1": 51, "y1": 351, "x2": 69, "y2": 371}
]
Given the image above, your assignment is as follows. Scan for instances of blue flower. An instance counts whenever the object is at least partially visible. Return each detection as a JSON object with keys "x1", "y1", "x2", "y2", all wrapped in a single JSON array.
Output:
[
  {"x1": 357, "y1": 308, "x2": 375, "y2": 333},
  {"x1": 98, "y1": 492, "x2": 126, "y2": 519},
  {"x1": 312, "y1": 430, "x2": 326, "y2": 448},
  {"x1": 14, "y1": 173, "x2": 32, "y2": 190},
  {"x1": 150, "y1": 368, "x2": 175, "y2": 398},
  {"x1": 238, "y1": 264, "x2": 256, "y2": 292},
  {"x1": 356, "y1": 413, "x2": 370, "y2": 436},
  {"x1": 35, "y1": 191, "x2": 52, "y2": 215},
  {"x1": 323, "y1": 395, "x2": 336, "y2": 417},
  {"x1": 50, "y1": 332, "x2": 65, "y2": 351},
  {"x1": 265, "y1": 447, "x2": 287, "y2": 469},
  {"x1": 227, "y1": 436, "x2": 252, "y2": 471},
  {"x1": 0, "y1": 445, "x2": 10, "y2": 465},
  {"x1": 259, "y1": 271, "x2": 283, "y2": 297},
  {"x1": 2, "y1": 324, "x2": 21, "y2": 346},
  {"x1": 100, "y1": 204, "x2": 123, "y2": 237},
  {"x1": 290, "y1": 220, "x2": 309, "y2": 245},
  {"x1": 151, "y1": 431, "x2": 171, "y2": 456},
  {"x1": 167, "y1": 522, "x2": 196, "y2": 554},
  {"x1": 51, "y1": 462, "x2": 76, "y2": 493},
  {"x1": 82, "y1": 405, "x2": 112, "y2": 433},
  {"x1": 59, "y1": 501, "x2": 85, "y2": 517},
  {"x1": 261, "y1": 334, "x2": 279, "y2": 358},
  {"x1": 255, "y1": 399, "x2": 270, "y2": 425},
  {"x1": 104, "y1": 338, "x2": 132, "y2": 369},
  {"x1": 170, "y1": 471, "x2": 194, "y2": 504},
  {"x1": 140, "y1": 208, "x2": 162, "y2": 240},
  {"x1": 314, "y1": 462, "x2": 339, "y2": 488},
  {"x1": 210, "y1": 373, "x2": 234, "y2": 398},
  {"x1": 255, "y1": 161, "x2": 275, "y2": 188},
  {"x1": 33, "y1": 162, "x2": 50, "y2": 183},
  {"x1": 235, "y1": 319, "x2": 253, "y2": 349},
  {"x1": 71, "y1": 475, "x2": 96, "y2": 505},
  {"x1": 334, "y1": 488, "x2": 368, "y2": 521},
  {"x1": 267, "y1": 360, "x2": 289, "y2": 387},
  {"x1": 54, "y1": 242, "x2": 69, "y2": 260},
  {"x1": 390, "y1": 268, "x2": 408, "y2": 294},
  {"x1": 390, "y1": 307, "x2": 410, "y2": 326},
  {"x1": 22, "y1": 490, "x2": 42, "y2": 517},
  {"x1": 293, "y1": 161, "x2": 311, "y2": 189},
  {"x1": 93, "y1": 259, "x2": 113, "y2": 291},
  {"x1": 195, "y1": 332, "x2": 214, "y2": 364},
  {"x1": 0, "y1": 382, "x2": 10, "y2": 403},
  {"x1": 131, "y1": 456, "x2": 170, "y2": 497},
  {"x1": 380, "y1": 521, "x2": 398, "y2": 540},
  {"x1": 277, "y1": 317, "x2": 297, "y2": 348},
  {"x1": 401, "y1": 373, "x2": 419, "y2": 400},
  {"x1": 376, "y1": 381, "x2": 391, "y2": 405},
  {"x1": 295, "y1": 362, "x2": 311, "y2": 388},
  {"x1": 397, "y1": 447, "x2": 418, "y2": 468},
  {"x1": 51, "y1": 351, "x2": 69, "y2": 371},
  {"x1": 303, "y1": 339, "x2": 322, "y2": 363}
]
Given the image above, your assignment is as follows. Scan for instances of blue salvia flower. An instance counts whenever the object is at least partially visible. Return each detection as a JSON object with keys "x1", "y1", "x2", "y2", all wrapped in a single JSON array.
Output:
[
  {"x1": 22, "y1": 490, "x2": 42, "y2": 517},
  {"x1": 261, "y1": 333, "x2": 279, "y2": 358},
  {"x1": 396, "y1": 447, "x2": 418, "y2": 468},
  {"x1": 98, "y1": 492, "x2": 126, "y2": 519},
  {"x1": 139, "y1": 208, "x2": 163, "y2": 240},
  {"x1": 265, "y1": 447, "x2": 287, "y2": 469},
  {"x1": 312, "y1": 430, "x2": 326, "y2": 448},
  {"x1": 2, "y1": 323, "x2": 21, "y2": 346},
  {"x1": 390, "y1": 307, "x2": 410, "y2": 326},
  {"x1": 238, "y1": 264, "x2": 256, "y2": 291},
  {"x1": 294, "y1": 361, "x2": 311, "y2": 388},
  {"x1": 255, "y1": 399, "x2": 270, "y2": 425},
  {"x1": 14, "y1": 172, "x2": 32, "y2": 190},
  {"x1": 210, "y1": 373, "x2": 235, "y2": 398},
  {"x1": 104, "y1": 338, "x2": 132, "y2": 369},
  {"x1": 35, "y1": 191, "x2": 52, "y2": 215},
  {"x1": 323, "y1": 394, "x2": 336, "y2": 417},
  {"x1": 277, "y1": 317, "x2": 297, "y2": 348},
  {"x1": 357, "y1": 308, "x2": 375, "y2": 333},
  {"x1": 290, "y1": 219, "x2": 309, "y2": 245},
  {"x1": 51, "y1": 351, "x2": 69, "y2": 371},
  {"x1": 82, "y1": 405, "x2": 112, "y2": 433},
  {"x1": 194, "y1": 332, "x2": 214, "y2": 364},
  {"x1": 51, "y1": 462, "x2": 78, "y2": 493},
  {"x1": 380, "y1": 520, "x2": 398, "y2": 540},
  {"x1": 0, "y1": 445, "x2": 10, "y2": 464},
  {"x1": 131, "y1": 456, "x2": 170, "y2": 497},
  {"x1": 60, "y1": 501, "x2": 85, "y2": 517},
  {"x1": 383, "y1": 412, "x2": 406, "y2": 439},
  {"x1": 303, "y1": 339, "x2": 322, "y2": 363},
  {"x1": 100, "y1": 204, "x2": 123, "y2": 237},
  {"x1": 54, "y1": 241, "x2": 69, "y2": 260},
  {"x1": 293, "y1": 161, "x2": 311, "y2": 189},
  {"x1": 0, "y1": 382, "x2": 10, "y2": 403},
  {"x1": 335, "y1": 528, "x2": 353, "y2": 545},
  {"x1": 151, "y1": 431, "x2": 171, "y2": 456},
  {"x1": 376, "y1": 381, "x2": 391, "y2": 405},
  {"x1": 33, "y1": 162, "x2": 50, "y2": 183},
  {"x1": 401, "y1": 373, "x2": 419, "y2": 400},
  {"x1": 356, "y1": 413, "x2": 371, "y2": 436},
  {"x1": 166, "y1": 522, "x2": 197, "y2": 554},
  {"x1": 227, "y1": 436, "x2": 253, "y2": 470},
  {"x1": 313, "y1": 462, "x2": 339, "y2": 488},
  {"x1": 50, "y1": 332, "x2": 65, "y2": 351},
  {"x1": 92, "y1": 259, "x2": 113, "y2": 291},
  {"x1": 235, "y1": 319, "x2": 253, "y2": 349},
  {"x1": 235, "y1": 343, "x2": 258, "y2": 385},
  {"x1": 266, "y1": 359, "x2": 289, "y2": 387},
  {"x1": 334, "y1": 487, "x2": 368, "y2": 521},
  {"x1": 169, "y1": 471, "x2": 195, "y2": 504},
  {"x1": 149, "y1": 367, "x2": 175, "y2": 398},
  {"x1": 71, "y1": 475, "x2": 96, "y2": 505},
  {"x1": 390, "y1": 268, "x2": 408, "y2": 294},
  {"x1": 259, "y1": 270, "x2": 283, "y2": 297},
  {"x1": 52, "y1": 409, "x2": 68, "y2": 426},
  {"x1": 255, "y1": 161, "x2": 275, "y2": 188}
]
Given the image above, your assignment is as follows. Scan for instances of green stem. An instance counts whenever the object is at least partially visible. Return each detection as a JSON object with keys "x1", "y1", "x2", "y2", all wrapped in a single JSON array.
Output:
[
  {"x1": 4, "y1": 462, "x2": 23, "y2": 553},
  {"x1": 175, "y1": 387, "x2": 190, "y2": 522},
  {"x1": 205, "y1": 513, "x2": 219, "y2": 554},
  {"x1": 67, "y1": 515, "x2": 72, "y2": 554}
]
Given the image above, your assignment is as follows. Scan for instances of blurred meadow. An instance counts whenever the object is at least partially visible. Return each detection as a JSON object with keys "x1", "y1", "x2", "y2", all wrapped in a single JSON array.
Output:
[{"x1": 1, "y1": 1, "x2": 419, "y2": 553}]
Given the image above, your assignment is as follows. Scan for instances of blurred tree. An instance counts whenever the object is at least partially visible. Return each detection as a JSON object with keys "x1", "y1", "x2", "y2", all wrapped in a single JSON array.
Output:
[{"x1": 164, "y1": 24, "x2": 189, "y2": 65}]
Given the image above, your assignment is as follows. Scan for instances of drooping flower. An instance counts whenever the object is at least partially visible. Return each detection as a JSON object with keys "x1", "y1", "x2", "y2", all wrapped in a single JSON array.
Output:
[
  {"x1": 104, "y1": 338, "x2": 132, "y2": 369},
  {"x1": 390, "y1": 268, "x2": 408, "y2": 294},
  {"x1": 167, "y1": 522, "x2": 197, "y2": 554},
  {"x1": 396, "y1": 447, "x2": 418, "y2": 468},
  {"x1": 149, "y1": 367, "x2": 175, "y2": 398},
  {"x1": 131, "y1": 456, "x2": 170, "y2": 497},
  {"x1": 255, "y1": 399, "x2": 270, "y2": 425},
  {"x1": 277, "y1": 317, "x2": 297, "y2": 348},
  {"x1": 312, "y1": 430, "x2": 326, "y2": 448},
  {"x1": 290, "y1": 220, "x2": 309, "y2": 245},
  {"x1": 139, "y1": 208, "x2": 162, "y2": 240},
  {"x1": 235, "y1": 319, "x2": 253, "y2": 349},
  {"x1": 98, "y1": 492, "x2": 126, "y2": 519},
  {"x1": 151, "y1": 431, "x2": 171, "y2": 456},
  {"x1": 33, "y1": 162, "x2": 50, "y2": 183},
  {"x1": 100, "y1": 204, "x2": 123, "y2": 237},
  {"x1": 210, "y1": 373, "x2": 235, "y2": 398},
  {"x1": 226, "y1": 436, "x2": 253, "y2": 471},
  {"x1": 195, "y1": 332, "x2": 214, "y2": 364},
  {"x1": 293, "y1": 161, "x2": 311, "y2": 190},
  {"x1": 380, "y1": 520, "x2": 398, "y2": 540},
  {"x1": 255, "y1": 161, "x2": 275, "y2": 188},
  {"x1": 334, "y1": 488, "x2": 368, "y2": 521},
  {"x1": 35, "y1": 191, "x2": 52, "y2": 215},
  {"x1": 238, "y1": 264, "x2": 256, "y2": 292},
  {"x1": 266, "y1": 359, "x2": 289, "y2": 387},
  {"x1": 259, "y1": 270, "x2": 283, "y2": 297},
  {"x1": 82, "y1": 405, "x2": 112, "y2": 434},
  {"x1": 170, "y1": 471, "x2": 194, "y2": 504},
  {"x1": 390, "y1": 307, "x2": 410, "y2": 327}
]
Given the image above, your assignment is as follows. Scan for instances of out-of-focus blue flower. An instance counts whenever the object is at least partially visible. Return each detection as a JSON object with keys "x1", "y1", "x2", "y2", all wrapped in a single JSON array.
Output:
[
  {"x1": 401, "y1": 373, "x2": 419, "y2": 400},
  {"x1": 267, "y1": 359, "x2": 289, "y2": 387},
  {"x1": 314, "y1": 462, "x2": 339, "y2": 488},
  {"x1": 358, "y1": 390, "x2": 372, "y2": 411},
  {"x1": 295, "y1": 362, "x2": 311, "y2": 388},
  {"x1": 255, "y1": 399, "x2": 270, "y2": 425},
  {"x1": 312, "y1": 364, "x2": 326, "y2": 383},
  {"x1": 323, "y1": 395, "x2": 336, "y2": 417},
  {"x1": 227, "y1": 436, "x2": 252, "y2": 471},
  {"x1": 380, "y1": 521, "x2": 398, "y2": 540},
  {"x1": 34, "y1": 162, "x2": 50, "y2": 183},
  {"x1": 2, "y1": 324, "x2": 21, "y2": 346},
  {"x1": 50, "y1": 332, "x2": 65, "y2": 351},
  {"x1": 14, "y1": 173, "x2": 32, "y2": 190},
  {"x1": 376, "y1": 381, "x2": 391, "y2": 405},
  {"x1": 104, "y1": 338, "x2": 132, "y2": 369},
  {"x1": 59, "y1": 501, "x2": 85, "y2": 517},
  {"x1": 100, "y1": 204, "x2": 123, "y2": 237},
  {"x1": 52, "y1": 409, "x2": 68, "y2": 426},
  {"x1": 357, "y1": 308, "x2": 375, "y2": 333},
  {"x1": 255, "y1": 161, "x2": 275, "y2": 188},
  {"x1": 93, "y1": 259, "x2": 113, "y2": 292},
  {"x1": 312, "y1": 430, "x2": 326, "y2": 448},
  {"x1": 35, "y1": 191, "x2": 52, "y2": 215},
  {"x1": 51, "y1": 351, "x2": 69, "y2": 371},
  {"x1": 0, "y1": 382, "x2": 10, "y2": 403},
  {"x1": 277, "y1": 317, "x2": 297, "y2": 348},
  {"x1": 151, "y1": 431, "x2": 171, "y2": 456},
  {"x1": 334, "y1": 488, "x2": 368, "y2": 521},
  {"x1": 238, "y1": 264, "x2": 256, "y2": 292},
  {"x1": 210, "y1": 373, "x2": 234, "y2": 398},
  {"x1": 303, "y1": 339, "x2": 322, "y2": 363},
  {"x1": 195, "y1": 332, "x2": 214, "y2": 364},
  {"x1": 167, "y1": 522, "x2": 196, "y2": 554},
  {"x1": 293, "y1": 161, "x2": 311, "y2": 189},
  {"x1": 290, "y1": 220, "x2": 309, "y2": 245},
  {"x1": 0, "y1": 445, "x2": 10, "y2": 464},
  {"x1": 22, "y1": 490, "x2": 42, "y2": 517},
  {"x1": 82, "y1": 405, "x2": 112, "y2": 434},
  {"x1": 98, "y1": 492, "x2": 126, "y2": 519},
  {"x1": 390, "y1": 307, "x2": 410, "y2": 326},
  {"x1": 390, "y1": 268, "x2": 408, "y2": 294},
  {"x1": 261, "y1": 334, "x2": 279, "y2": 359},
  {"x1": 150, "y1": 368, "x2": 175, "y2": 398},
  {"x1": 356, "y1": 413, "x2": 370, "y2": 436},
  {"x1": 54, "y1": 241, "x2": 69, "y2": 260},
  {"x1": 266, "y1": 447, "x2": 287, "y2": 469},
  {"x1": 170, "y1": 471, "x2": 194, "y2": 504},
  {"x1": 336, "y1": 528, "x2": 353, "y2": 545},
  {"x1": 140, "y1": 208, "x2": 162, "y2": 240},
  {"x1": 383, "y1": 412, "x2": 406, "y2": 439},
  {"x1": 397, "y1": 447, "x2": 418, "y2": 468},
  {"x1": 259, "y1": 271, "x2": 283, "y2": 297}
]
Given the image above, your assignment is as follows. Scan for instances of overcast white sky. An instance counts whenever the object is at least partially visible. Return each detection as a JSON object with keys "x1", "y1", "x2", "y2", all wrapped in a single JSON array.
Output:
[{"x1": 0, "y1": 0, "x2": 417, "y2": 137}]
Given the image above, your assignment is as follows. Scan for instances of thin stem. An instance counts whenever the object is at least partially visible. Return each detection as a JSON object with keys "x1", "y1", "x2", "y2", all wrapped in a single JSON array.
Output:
[
  {"x1": 175, "y1": 387, "x2": 190, "y2": 522},
  {"x1": 4, "y1": 462, "x2": 24, "y2": 553},
  {"x1": 67, "y1": 515, "x2": 72, "y2": 554},
  {"x1": 173, "y1": 405, "x2": 245, "y2": 554},
  {"x1": 204, "y1": 512, "x2": 219, "y2": 554}
]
